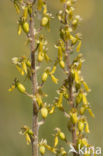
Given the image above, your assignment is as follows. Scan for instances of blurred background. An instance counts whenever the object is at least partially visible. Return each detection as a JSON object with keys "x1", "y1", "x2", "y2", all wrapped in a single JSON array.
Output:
[{"x1": 0, "y1": 0, "x2": 103, "y2": 155}]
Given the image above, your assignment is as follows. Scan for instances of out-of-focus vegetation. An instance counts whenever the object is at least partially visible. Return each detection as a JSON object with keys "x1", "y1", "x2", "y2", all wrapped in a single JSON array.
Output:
[{"x1": 0, "y1": 0, "x2": 103, "y2": 155}]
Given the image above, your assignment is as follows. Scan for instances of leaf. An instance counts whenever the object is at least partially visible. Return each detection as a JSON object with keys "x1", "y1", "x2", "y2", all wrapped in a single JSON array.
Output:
[
  {"x1": 54, "y1": 136, "x2": 58, "y2": 147},
  {"x1": 76, "y1": 40, "x2": 82, "y2": 52}
]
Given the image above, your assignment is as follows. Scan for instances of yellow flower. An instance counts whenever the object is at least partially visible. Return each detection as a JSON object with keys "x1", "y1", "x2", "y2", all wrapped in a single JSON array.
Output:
[
  {"x1": 78, "y1": 121, "x2": 84, "y2": 132},
  {"x1": 40, "y1": 145, "x2": 45, "y2": 155},
  {"x1": 22, "y1": 22, "x2": 29, "y2": 33},
  {"x1": 51, "y1": 75, "x2": 58, "y2": 84},
  {"x1": 59, "y1": 132, "x2": 66, "y2": 140},
  {"x1": 54, "y1": 136, "x2": 58, "y2": 147},
  {"x1": 41, "y1": 107, "x2": 48, "y2": 118},
  {"x1": 70, "y1": 112, "x2": 78, "y2": 124},
  {"x1": 42, "y1": 72, "x2": 48, "y2": 82},
  {"x1": 59, "y1": 60, "x2": 65, "y2": 69},
  {"x1": 41, "y1": 17, "x2": 49, "y2": 26},
  {"x1": 17, "y1": 83, "x2": 26, "y2": 93}
]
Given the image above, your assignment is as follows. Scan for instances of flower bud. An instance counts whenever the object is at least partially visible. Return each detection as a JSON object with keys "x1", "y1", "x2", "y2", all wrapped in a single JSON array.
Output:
[
  {"x1": 60, "y1": 147, "x2": 67, "y2": 155},
  {"x1": 17, "y1": 83, "x2": 26, "y2": 93},
  {"x1": 25, "y1": 133, "x2": 31, "y2": 145},
  {"x1": 26, "y1": 60, "x2": 31, "y2": 67},
  {"x1": 54, "y1": 136, "x2": 58, "y2": 147},
  {"x1": 59, "y1": 60, "x2": 65, "y2": 68},
  {"x1": 41, "y1": 17, "x2": 49, "y2": 26},
  {"x1": 77, "y1": 139, "x2": 82, "y2": 149},
  {"x1": 42, "y1": 72, "x2": 48, "y2": 82},
  {"x1": 40, "y1": 145, "x2": 45, "y2": 155},
  {"x1": 51, "y1": 75, "x2": 58, "y2": 84},
  {"x1": 70, "y1": 35, "x2": 77, "y2": 45},
  {"x1": 80, "y1": 107, "x2": 86, "y2": 115},
  {"x1": 41, "y1": 107, "x2": 48, "y2": 118},
  {"x1": 38, "y1": 53, "x2": 44, "y2": 62},
  {"x1": 85, "y1": 122, "x2": 90, "y2": 133},
  {"x1": 59, "y1": 132, "x2": 66, "y2": 140},
  {"x1": 78, "y1": 121, "x2": 84, "y2": 132},
  {"x1": 22, "y1": 22, "x2": 29, "y2": 33},
  {"x1": 18, "y1": 24, "x2": 22, "y2": 35},
  {"x1": 70, "y1": 112, "x2": 78, "y2": 124},
  {"x1": 81, "y1": 138, "x2": 88, "y2": 147}
]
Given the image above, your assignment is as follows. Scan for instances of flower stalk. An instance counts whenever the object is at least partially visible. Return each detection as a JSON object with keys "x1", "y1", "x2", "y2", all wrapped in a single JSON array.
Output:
[{"x1": 29, "y1": 1, "x2": 39, "y2": 156}]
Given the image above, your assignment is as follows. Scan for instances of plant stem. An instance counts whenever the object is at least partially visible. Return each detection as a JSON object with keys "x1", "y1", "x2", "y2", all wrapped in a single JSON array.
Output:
[
  {"x1": 29, "y1": 1, "x2": 39, "y2": 156},
  {"x1": 65, "y1": 41, "x2": 77, "y2": 156},
  {"x1": 64, "y1": 2, "x2": 77, "y2": 156}
]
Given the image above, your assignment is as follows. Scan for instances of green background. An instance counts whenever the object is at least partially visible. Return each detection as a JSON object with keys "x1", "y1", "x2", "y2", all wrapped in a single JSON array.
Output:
[{"x1": 0, "y1": 0, "x2": 103, "y2": 155}]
